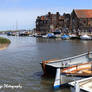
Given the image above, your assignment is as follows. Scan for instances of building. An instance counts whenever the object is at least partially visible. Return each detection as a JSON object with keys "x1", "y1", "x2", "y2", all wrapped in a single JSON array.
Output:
[
  {"x1": 71, "y1": 9, "x2": 92, "y2": 33},
  {"x1": 36, "y1": 9, "x2": 92, "y2": 35},
  {"x1": 36, "y1": 12, "x2": 64, "y2": 35}
]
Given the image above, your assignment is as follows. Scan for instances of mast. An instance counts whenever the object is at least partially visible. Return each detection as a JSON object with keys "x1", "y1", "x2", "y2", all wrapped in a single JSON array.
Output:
[{"x1": 16, "y1": 20, "x2": 18, "y2": 31}]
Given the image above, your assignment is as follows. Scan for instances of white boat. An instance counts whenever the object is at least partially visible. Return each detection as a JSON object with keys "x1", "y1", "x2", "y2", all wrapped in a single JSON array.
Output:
[
  {"x1": 80, "y1": 34, "x2": 91, "y2": 40},
  {"x1": 69, "y1": 77, "x2": 92, "y2": 92},
  {"x1": 42, "y1": 34, "x2": 48, "y2": 38},
  {"x1": 41, "y1": 51, "x2": 92, "y2": 76}
]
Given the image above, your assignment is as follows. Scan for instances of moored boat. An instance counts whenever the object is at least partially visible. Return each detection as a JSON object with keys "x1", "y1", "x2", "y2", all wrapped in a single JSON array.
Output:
[
  {"x1": 19, "y1": 32, "x2": 29, "y2": 36},
  {"x1": 42, "y1": 34, "x2": 48, "y2": 38},
  {"x1": 47, "y1": 33, "x2": 56, "y2": 38},
  {"x1": 54, "y1": 61, "x2": 92, "y2": 88},
  {"x1": 61, "y1": 34, "x2": 70, "y2": 40},
  {"x1": 69, "y1": 34, "x2": 80, "y2": 39},
  {"x1": 80, "y1": 34, "x2": 91, "y2": 40},
  {"x1": 41, "y1": 51, "x2": 92, "y2": 76}
]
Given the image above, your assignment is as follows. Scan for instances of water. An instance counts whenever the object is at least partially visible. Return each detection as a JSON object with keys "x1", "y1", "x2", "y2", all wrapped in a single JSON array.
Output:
[{"x1": 0, "y1": 35, "x2": 92, "y2": 92}]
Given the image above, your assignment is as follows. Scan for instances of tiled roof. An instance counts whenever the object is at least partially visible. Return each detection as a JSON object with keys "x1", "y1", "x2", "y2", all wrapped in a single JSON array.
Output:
[{"x1": 74, "y1": 9, "x2": 92, "y2": 18}]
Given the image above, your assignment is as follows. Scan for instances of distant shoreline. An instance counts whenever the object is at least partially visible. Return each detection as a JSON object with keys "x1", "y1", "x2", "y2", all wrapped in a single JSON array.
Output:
[{"x1": 0, "y1": 37, "x2": 11, "y2": 50}]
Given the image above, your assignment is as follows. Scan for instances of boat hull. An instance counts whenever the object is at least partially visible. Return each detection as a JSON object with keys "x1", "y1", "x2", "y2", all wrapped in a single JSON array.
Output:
[{"x1": 41, "y1": 64, "x2": 56, "y2": 77}]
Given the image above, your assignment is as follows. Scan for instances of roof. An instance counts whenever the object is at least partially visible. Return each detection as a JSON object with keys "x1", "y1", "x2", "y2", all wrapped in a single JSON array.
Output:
[{"x1": 74, "y1": 9, "x2": 92, "y2": 18}]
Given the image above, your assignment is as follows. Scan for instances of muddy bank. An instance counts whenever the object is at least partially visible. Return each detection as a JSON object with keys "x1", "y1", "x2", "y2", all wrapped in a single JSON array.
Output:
[{"x1": 0, "y1": 44, "x2": 10, "y2": 50}]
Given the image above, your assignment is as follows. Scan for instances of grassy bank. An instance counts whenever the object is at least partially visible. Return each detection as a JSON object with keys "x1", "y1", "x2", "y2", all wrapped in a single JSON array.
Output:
[
  {"x1": 0, "y1": 37, "x2": 10, "y2": 44},
  {"x1": 0, "y1": 37, "x2": 10, "y2": 50}
]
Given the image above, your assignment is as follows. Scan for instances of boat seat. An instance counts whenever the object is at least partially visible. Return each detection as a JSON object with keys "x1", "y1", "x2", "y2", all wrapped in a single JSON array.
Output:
[{"x1": 82, "y1": 70, "x2": 92, "y2": 74}]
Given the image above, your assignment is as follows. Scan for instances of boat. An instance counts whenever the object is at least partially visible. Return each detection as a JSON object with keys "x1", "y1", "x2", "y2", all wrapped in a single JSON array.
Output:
[
  {"x1": 35, "y1": 35, "x2": 42, "y2": 38},
  {"x1": 7, "y1": 32, "x2": 12, "y2": 36},
  {"x1": 41, "y1": 51, "x2": 92, "y2": 76},
  {"x1": 55, "y1": 34, "x2": 61, "y2": 38},
  {"x1": 61, "y1": 34, "x2": 70, "y2": 40},
  {"x1": 80, "y1": 34, "x2": 91, "y2": 40},
  {"x1": 69, "y1": 77, "x2": 92, "y2": 92},
  {"x1": 42, "y1": 34, "x2": 48, "y2": 38},
  {"x1": 69, "y1": 34, "x2": 80, "y2": 39},
  {"x1": 54, "y1": 61, "x2": 92, "y2": 88},
  {"x1": 47, "y1": 33, "x2": 56, "y2": 38},
  {"x1": 19, "y1": 32, "x2": 29, "y2": 36}
]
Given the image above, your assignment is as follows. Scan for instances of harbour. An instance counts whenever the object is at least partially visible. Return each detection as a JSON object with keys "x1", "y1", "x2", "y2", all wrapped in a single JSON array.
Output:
[
  {"x1": 0, "y1": 0, "x2": 92, "y2": 91},
  {"x1": 0, "y1": 35, "x2": 92, "y2": 92}
]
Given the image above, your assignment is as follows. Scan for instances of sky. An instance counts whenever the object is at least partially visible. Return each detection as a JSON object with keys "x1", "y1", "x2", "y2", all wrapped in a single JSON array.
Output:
[{"x1": 0, "y1": 0, "x2": 92, "y2": 31}]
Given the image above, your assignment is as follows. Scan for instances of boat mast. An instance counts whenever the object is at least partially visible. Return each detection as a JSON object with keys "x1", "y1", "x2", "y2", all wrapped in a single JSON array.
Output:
[{"x1": 16, "y1": 20, "x2": 18, "y2": 31}]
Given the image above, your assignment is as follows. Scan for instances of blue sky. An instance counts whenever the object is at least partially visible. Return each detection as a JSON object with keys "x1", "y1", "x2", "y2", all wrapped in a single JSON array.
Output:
[{"x1": 0, "y1": 0, "x2": 92, "y2": 30}]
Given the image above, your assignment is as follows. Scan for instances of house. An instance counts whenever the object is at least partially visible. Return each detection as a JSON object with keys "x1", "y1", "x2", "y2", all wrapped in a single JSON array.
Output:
[
  {"x1": 36, "y1": 12, "x2": 64, "y2": 35},
  {"x1": 36, "y1": 9, "x2": 92, "y2": 35},
  {"x1": 71, "y1": 9, "x2": 92, "y2": 33}
]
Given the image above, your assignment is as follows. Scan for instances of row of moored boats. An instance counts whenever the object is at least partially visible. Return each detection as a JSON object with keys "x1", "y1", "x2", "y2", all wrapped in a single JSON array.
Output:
[
  {"x1": 6, "y1": 31, "x2": 92, "y2": 40},
  {"x1": 36, "y1": 33, "x2": 92, "y2": 40}
]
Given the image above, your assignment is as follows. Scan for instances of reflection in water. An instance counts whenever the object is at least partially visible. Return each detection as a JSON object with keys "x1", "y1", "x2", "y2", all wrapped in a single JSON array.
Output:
[{"x1": 0, "y1": 35, "x2": 91, "y2": 92}]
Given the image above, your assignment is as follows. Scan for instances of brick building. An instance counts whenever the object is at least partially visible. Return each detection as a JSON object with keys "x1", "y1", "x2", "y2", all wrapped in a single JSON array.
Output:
[
  {"x1": 36, "y1": 9, "x2": 92, "y2": 35},
  {"x1": 71, "y1": 9, "x2": 92, "y2": 33},
  {"x1": 36, "y1": 12, "x2": 64, "y2": 34}
]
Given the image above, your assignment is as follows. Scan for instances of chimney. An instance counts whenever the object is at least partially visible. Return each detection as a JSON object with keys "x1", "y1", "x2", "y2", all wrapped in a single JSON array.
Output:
[
  {"x1": 48, "y1": 12, "x2": 51, "y2": 17},
  {"x1": 56, "y1": 12, "x2": 60, "y2": 16}
]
